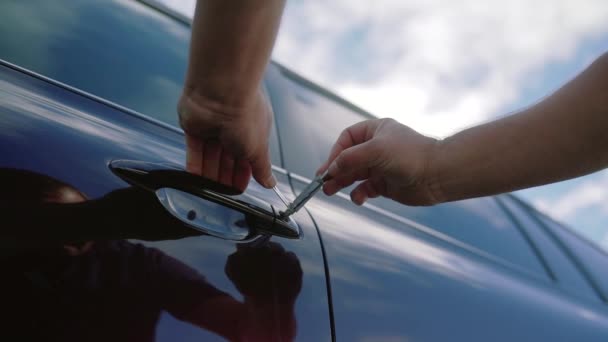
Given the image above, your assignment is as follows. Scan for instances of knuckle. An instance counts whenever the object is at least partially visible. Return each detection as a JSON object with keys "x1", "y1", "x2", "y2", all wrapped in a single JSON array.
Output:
[
  {"x1": 334, "y1": 176, "x2": 352, "y2": 187},
  {"x1": 378, "y1": 117, "x2": 397, "y2": 129},
  {"x1": 339, "y1": 126, "x2": 352, "y2": 139},
  {"x1": 337, "y1": 128, "x2": 353, "y2": 147},
  {"x1": 334, "y1": 152, "x2": 351, "y2": 170},
  {"x1": 367, "y1": 139, "x2": 382, "y2": 153},
  {"x1": 365, "y1": 141, "x2": 386, "y2": 165}
]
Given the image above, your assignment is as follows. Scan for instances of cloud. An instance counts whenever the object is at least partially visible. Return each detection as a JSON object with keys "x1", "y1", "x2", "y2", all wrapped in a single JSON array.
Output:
[
  {"x1": 527, "y1": 171, "x2": 608, "y2": 252},
  {"x1": 158, "y1": 0, "x2": 195, "y2": 15},
  {"x1": 533, "y1": 174, "x2": 608, "y2": 221},
  {"x1": 272, "y1": 0, "x2": 608, "y2": 136}
]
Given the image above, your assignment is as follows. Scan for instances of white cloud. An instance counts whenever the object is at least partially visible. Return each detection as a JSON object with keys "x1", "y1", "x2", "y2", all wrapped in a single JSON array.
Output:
[
  {"x1": 528, "y1": 171, "x2": 608, "y2": 252},
  {"x1": 158, "y1": 0, "x2": 195, "y2": 15},
  {"x1": 272, "y1": 0, "x2": 608, "y2": 136},
  {"x1": 533, "y1": 174, "x2": 608, "y2": 221}
]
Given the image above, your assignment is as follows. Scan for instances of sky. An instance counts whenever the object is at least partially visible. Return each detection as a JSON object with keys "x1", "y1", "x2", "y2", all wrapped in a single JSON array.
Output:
[{"x1": 159, "y1": 0, "x2": 608, "y2": 250}]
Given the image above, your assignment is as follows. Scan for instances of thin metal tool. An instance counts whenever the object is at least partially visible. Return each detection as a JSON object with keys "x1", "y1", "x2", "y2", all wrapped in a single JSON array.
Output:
[
  {"x1": 272, "y1": 185, "x2": 290, "y2": 208},
  {"x1": 280, "y1": 171, "x2": 331, "y2": 218}
]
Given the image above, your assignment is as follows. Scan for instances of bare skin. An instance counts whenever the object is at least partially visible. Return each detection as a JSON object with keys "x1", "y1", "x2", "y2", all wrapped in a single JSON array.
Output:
[
  {"x1": 318, "y1": 52, "x2": 608, "y2": 206},
  {"x1": 179, "y1": 0, "x2": 286, "y2": 192}
]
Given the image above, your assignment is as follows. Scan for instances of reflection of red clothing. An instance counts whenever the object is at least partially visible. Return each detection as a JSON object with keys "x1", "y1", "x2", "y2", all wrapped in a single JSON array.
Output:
[{"x1": 3, "y1": 240, "x2": 226, "y2": 342}]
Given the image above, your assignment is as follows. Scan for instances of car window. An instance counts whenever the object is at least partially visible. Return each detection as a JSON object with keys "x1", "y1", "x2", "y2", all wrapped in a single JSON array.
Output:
[
  {"x1": 268, "y1": 66, "x2": 547, "y2": 277},
  {"x1": 0, "y1": 0, "x2": 282, "y2": 166},
  {"x1": 537, "y1": 214, "x2": 608, "y2": 302},
  {"x1": 266, "y1": 65, "x2": 371, "y2": 178},
  {"x1": 499, "y1": 195, "x2": 599, "y2": 301}
]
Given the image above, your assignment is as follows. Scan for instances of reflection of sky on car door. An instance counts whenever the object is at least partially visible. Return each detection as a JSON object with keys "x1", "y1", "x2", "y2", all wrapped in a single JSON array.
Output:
[
  {"x1": 0, "y1": 0, "x2": 188, "y2": 127},
  {"x1": 293, "y1": 177, "x2": 608, "y2": 340}
]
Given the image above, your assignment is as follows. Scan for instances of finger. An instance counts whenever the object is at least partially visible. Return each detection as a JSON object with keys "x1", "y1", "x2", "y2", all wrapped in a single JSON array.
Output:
[
  {"x1": 185, "y1": 135, "x2": 203, "y2": 175},
  {"x1": 218, "y1": 150, "x2": 235, "y2": 186},
  {"x1": 250, "y1": 145, "x2": 276, "y2": 188},
  {"x1": 327, "y1": 140, "x2": 380, "y2": 179},
  {"x1": 350, "y1": 178, "x2": 385, "y2": 206},
  {"x1": 316, "y1": 119, "x2": 380, "y2": 175},
  {"x1": 202, "y1": 140, "x2": 221, "y2": 181},
  {"x1": 323, "y1": 168, "x2": 370, "y2": 196},
  {"x1": 233, "y1": 158, "x2": 252, "y2": 193}
]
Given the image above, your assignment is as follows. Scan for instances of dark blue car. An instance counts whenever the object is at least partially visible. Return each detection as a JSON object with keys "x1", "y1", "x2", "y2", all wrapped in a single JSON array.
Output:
[{"x1": 1, "y1": 1, "x2": 608, "y2": 341}]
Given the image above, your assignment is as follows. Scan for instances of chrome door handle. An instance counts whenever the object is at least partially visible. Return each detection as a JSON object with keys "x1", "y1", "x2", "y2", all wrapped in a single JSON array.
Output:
[{"x1": 109, "y1": 160, "x2": 299, "y2": 240}]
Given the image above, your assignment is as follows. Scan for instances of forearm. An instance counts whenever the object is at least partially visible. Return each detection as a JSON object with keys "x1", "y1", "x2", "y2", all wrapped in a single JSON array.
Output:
[
  {"x1": 183, "y1": 0, "x2": 286, "y2": 108},
  {"x1": 433, "y1": 53, "x2": 608, "y2": 202}
]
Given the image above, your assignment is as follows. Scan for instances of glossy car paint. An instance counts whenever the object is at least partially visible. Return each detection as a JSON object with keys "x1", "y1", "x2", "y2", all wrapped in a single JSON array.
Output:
[
  {"x1": 290, "y1": 177, "x2": 608, "y2": 341},
  {"x1": 0, "y1": 63, "x2": 331, "y2": 341}
]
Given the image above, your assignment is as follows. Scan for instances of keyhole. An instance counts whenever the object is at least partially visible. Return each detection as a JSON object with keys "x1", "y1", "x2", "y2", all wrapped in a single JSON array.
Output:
[{"x1": 187, "y1": 210, "x2": 197, "y2": 221}]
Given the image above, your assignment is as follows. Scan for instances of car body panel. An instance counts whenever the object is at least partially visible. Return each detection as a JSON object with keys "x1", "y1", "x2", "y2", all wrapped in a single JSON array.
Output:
[
  {"x1": 289, "y1": 177, "x2": 608, "y2": 341},
  {"x1": 0, "y1": 62, "x2": 332, "y2": 341}
]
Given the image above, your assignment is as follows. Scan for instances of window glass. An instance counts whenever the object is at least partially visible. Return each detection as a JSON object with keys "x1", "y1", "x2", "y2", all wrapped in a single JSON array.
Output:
[
  {"x1": 0, "y1": 0, "x2": 281, "y2": 166},
  {"x1": 538, "y1": 214, "x2": 608, "y2": 301},
  {"x1": 499, "y1": 196, "x2": 599, "y2": 301},
  {"x1": 267, "y1": 67, "x2": 370, "y2": 178}
]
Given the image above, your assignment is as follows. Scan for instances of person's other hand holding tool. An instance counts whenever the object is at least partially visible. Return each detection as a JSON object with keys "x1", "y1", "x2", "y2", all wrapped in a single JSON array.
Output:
[{"x1": 315, "y1": 118, "x2": 441, "y2": 207}]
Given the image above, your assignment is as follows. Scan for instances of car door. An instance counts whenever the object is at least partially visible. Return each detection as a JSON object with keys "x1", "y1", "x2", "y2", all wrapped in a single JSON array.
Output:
[
  {"x1": 0, "y1": 1, "x2": 332, "y2": 341},
  {"x1": 266, "y1": 62, "x2": 608, "y2": 341}
]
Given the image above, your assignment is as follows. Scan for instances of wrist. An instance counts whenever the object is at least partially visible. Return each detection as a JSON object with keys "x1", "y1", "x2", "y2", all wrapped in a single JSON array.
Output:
[
  {"x1": 181, "y1": 81, "x2": 258, "y2": 111},
  {"x1": 178, "y1": 88, "x2": 254, "y2": 132},
  {"x1": 424, "y1": 138, "x2": 448, "y2": 205}
]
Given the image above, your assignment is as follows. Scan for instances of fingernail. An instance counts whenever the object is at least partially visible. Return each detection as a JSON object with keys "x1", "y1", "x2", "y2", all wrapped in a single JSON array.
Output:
[
  {"x1": 324, "y1": 188, "x2": 337, "y2": 196},
  {"x1": 322, "y1": 181, "x2": 337, "y2": 196},
  {"x1": 266, "y1": 175, "x2": 277, "y2": 188},
  {"x1": 351, "y1": 192, "x2": 365, "y2": 206}
]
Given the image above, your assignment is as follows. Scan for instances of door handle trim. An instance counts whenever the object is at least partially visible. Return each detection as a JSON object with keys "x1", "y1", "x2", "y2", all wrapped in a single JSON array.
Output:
[{"x1": 109, "y1": 159, "x2": 299, "y2": 240}]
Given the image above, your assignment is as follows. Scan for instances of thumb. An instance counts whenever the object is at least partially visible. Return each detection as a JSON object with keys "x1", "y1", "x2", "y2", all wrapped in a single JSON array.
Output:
[
  {"x1": 327, "y1": 141, "x2": 380, "y2": 179},
  {"x1": 250, "y1": 146, "x2": 276, "y2": 188}
]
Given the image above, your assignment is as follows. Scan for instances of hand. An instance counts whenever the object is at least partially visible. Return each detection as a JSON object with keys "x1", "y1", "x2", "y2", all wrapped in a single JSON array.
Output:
[
  {"x1": 178, "y1": 89, "x2": 276, "y2": 193},
  {"x1": 317, "y1": 118, "x2": 443, "y2": 206}
]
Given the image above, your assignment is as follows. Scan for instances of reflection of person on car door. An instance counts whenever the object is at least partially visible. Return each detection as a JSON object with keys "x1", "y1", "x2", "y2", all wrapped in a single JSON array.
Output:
[{"x1": 0, "y1": 169, "x2": 302, "y2": 342}]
